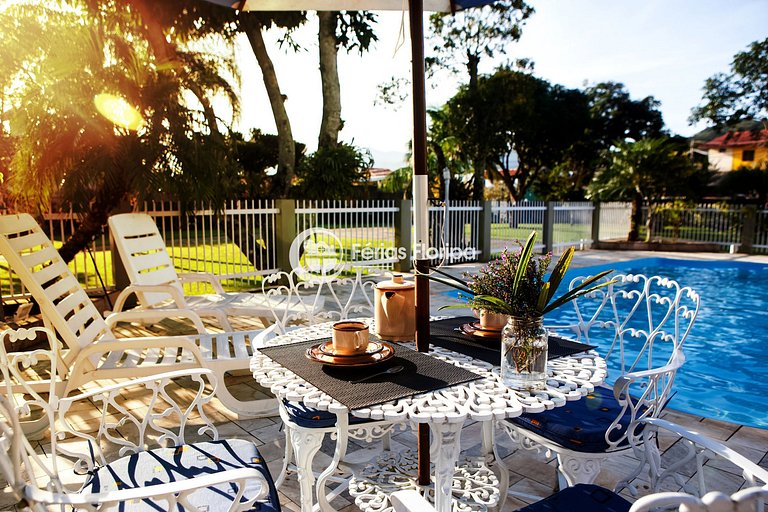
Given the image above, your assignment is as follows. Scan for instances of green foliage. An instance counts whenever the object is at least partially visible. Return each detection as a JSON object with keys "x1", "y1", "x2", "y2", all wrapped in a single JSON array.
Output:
[
  {"x1": 714, "y1": 166, "x2": 768, "y2": 203},
  {"x1": 335, "y1": 11, "x2": 378, "y2": 54},
  {"x1": 378, "y1": 166, "x2": 413, "y2": 198},
  {"x1": 427, "y1": 0, "x2": 534, "y2": 80},
  {"x1": 436, "y1": 232, "x2": 614, "y2": 317},
  {"x1": 436, "y1": 69, "x2": 591, "y2": 201},
  {"x1": 0, "y1": 1, "x2": 242, "y2": 213},
  {"x1": 234, "y1": 130, "x2": 306, "y2": 198},
  {"x1": 588, "y1": 136, "x2": 708, "y2": 241},
  {"x1": 294, "y1": 143, "x2": 372, "y2": 199},
  {"x1": 589, "y1": 137, "x2": 702, "y2": 204},
  {"x1": 690, "y1": 37, "x2": 768, "y2": 127}
]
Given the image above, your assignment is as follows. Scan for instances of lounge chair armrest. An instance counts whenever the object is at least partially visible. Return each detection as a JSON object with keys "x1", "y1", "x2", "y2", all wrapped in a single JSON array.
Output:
[
  {"x1": 178, "y1": 272, "x2": 227, "y2": 294},
  {"x1": 110, "y1": 284, "x2": 189, "y2": 313},
  {"x1": 23, "y1": 467, "x2": 269, "y2": 506},
  {"x1": 104, "y1": 309, "x2": 208, "y2": 334},
  {"x1": 75, "y1": 336, "x2": 206, "y2": 368},
  {"x1": 61, "y1": 367, "x2": 215, "y2": 403}
]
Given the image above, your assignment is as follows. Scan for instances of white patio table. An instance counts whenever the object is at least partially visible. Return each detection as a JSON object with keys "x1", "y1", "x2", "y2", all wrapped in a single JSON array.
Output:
[{"x1": 250, "y1": 318, "x2": 607, "y2": 512}]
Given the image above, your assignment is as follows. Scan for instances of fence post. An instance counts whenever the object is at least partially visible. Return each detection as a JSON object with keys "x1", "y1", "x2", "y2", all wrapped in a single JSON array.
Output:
[
  {"x1": 395, "y1": 199, "x2": 413, "y2": 272},
  {"x1": 740, "y1": 205, "x2": 757, "y2": 254},
  {"x1": 591, "y1": 202, "x2": 601, "y2": 246},
  {"x1": 478, "y1": 201, "x2": 492, "y2": 262},
  {"x1": 543, "y1": 202, "x2": 555, "y2": 254},
  {"x1": 274, "y1": 199, "x2": 297, "y2": 272}
]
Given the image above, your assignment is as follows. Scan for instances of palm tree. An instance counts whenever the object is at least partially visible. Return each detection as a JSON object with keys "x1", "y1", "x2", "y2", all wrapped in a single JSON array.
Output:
[{"x1": 0, "y1": 1, "x2": 241, "y2": 262}]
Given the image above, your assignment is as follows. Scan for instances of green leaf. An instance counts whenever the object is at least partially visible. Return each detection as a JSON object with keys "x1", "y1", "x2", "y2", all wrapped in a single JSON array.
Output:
[
  {"x1": 546, "y1": 246, "x2": 574, "y2": 304},
  {"x1": 473, "y1": 295, "x2": 514, "y2": 315},
  {"x1": 543, "y1": 271, "x2": 616, "y2": 314},
  {"x1": 512, "y1": 231, "x2": 536, "y2": 296},
  {"x1": 438, "y1": 303, "x2": 475, "y2": 310},
  {"x1": 537, "y1": 281, "x2": 550, "y2": 312},
  {"x1": 430, "y1": 266, "x2": 469, "y2": 288},
  {"x1": 415, "y1": 272, "x2": 474, "y2": 295}
]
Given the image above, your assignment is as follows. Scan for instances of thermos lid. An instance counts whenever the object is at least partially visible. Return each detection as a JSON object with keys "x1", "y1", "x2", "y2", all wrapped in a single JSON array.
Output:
[{"x1": 375, "y1": 273, "x2": 415, "y2": 291}]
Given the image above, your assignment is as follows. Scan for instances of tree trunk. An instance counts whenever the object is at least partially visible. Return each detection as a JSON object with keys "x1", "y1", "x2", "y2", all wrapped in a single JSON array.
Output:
[
  {"x1": 318, "y1": 11, "x2": 342, "y2": 150},
  {"x1": 242, "y1": 16, "x2": 295, "y2": 196},
  {"x1": 467, "y1": 52, "x2": 484, "y2": 201},
  {"x1": 58, "y1": 181, "x2": 129, "y2": 264},
  {"x1": 644, "y1": 202, "x2": 654, "y2": 242},
  {"x1": 628, "y1": 195, "x2": 643, "y2": 242}
]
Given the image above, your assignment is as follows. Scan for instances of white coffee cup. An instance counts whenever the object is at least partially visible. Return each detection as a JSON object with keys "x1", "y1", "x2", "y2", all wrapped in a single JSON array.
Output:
[{"x1": 332, "y1": 321, "x2": 369, "y2": 355}]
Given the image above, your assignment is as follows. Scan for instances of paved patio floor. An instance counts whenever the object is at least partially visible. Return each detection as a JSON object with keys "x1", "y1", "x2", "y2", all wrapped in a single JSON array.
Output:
[{"x1": 2, "y1": 249, "x2": 767, "y2": 511}]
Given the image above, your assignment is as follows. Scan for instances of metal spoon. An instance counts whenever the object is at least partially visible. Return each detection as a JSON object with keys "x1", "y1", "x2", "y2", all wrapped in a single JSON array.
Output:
[{"x1": 350, "y1": 365, "x2": 405, "y2": 384}]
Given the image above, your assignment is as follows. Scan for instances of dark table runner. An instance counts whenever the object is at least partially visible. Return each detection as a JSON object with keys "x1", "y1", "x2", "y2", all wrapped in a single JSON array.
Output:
[
  {"x1": 258, "y1": 339, "x2": 483, "y2": 410},
  {"x1": 429, "y1": 316, "x2": 596, "y2": 366}
]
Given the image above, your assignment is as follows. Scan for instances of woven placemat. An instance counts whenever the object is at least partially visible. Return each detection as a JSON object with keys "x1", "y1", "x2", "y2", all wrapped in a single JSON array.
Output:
[
  {"x1": 258, "y1": 338, "x2": 482, "y2": 410},
  {"x1": 429, "y1": 317, "x2": 596, "y2": 365}
]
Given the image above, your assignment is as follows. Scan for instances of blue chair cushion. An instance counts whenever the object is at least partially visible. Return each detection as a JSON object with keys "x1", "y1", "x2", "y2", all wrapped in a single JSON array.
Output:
[
  {"x1": 83, "y1": 439, "x2": 279, "y2": 512},
  {"x1": 508, "y1": 386, "x2": 643, "y2": 453},
  {"x1": 283, "y1": 400, "x2": 375, "y2": 429},
  {"x1": 517, "y1": 483, "x2": 631, "y2": 511}
]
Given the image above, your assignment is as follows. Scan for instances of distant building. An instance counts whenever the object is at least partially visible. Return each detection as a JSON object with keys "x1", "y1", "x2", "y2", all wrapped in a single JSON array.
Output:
[
  {"x1": 698, "y1": 129, "x2": 768, "y2": 172},
  {"x1": 368, "y1": 168, "x2": 394, "y2": 182}
]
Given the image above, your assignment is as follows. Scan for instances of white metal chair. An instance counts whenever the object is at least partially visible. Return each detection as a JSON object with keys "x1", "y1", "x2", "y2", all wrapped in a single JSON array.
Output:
[
  {"x1": 260, "y1": 267, "x2": 377, "y2": 334},
  {"x1": 109, "y1": 212, "x2": 307, "y2": 331},
  {"x1": 392, "y1": 418, "x2": 768, "y2": 512},
  {"x1": 0, "y1": 213, "x2": 276, "y2": 417},
  {"x1": 498, "y1": 273, "x2": 701, "y2": 489},
  {"x1": 0, "y1": 326, "x2": 281, "y2": 512},
  {"x1": 261, "y1": 269, "x2": 395, "y2": 512}
]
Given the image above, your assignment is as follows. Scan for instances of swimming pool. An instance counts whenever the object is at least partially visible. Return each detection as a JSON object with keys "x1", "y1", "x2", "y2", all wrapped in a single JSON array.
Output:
[{"x1": 443, "y1": 257, "x2": 768, "y2": 429}]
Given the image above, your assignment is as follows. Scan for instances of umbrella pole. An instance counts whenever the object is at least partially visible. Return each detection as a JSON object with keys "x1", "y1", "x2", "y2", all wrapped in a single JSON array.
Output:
[{"x1": 408, "y1": 0, "x2": 431, "y2": 488}]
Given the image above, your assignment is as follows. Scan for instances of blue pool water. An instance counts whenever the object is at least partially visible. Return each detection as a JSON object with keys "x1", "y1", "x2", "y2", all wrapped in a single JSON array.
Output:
[{"x1": 443, "y1": 258, "x2": 768, "y2": 429}]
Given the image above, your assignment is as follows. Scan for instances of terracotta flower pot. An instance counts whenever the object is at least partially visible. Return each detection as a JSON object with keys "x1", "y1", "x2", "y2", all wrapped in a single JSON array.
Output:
[{"x1": 475, "y1": 309, "x2": 510, "y2": 332}]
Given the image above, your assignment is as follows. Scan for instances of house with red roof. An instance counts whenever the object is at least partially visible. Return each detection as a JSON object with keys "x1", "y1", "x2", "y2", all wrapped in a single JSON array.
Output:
[{"x1": 699, "y1": 129, "x2": 768, "y2": 171}]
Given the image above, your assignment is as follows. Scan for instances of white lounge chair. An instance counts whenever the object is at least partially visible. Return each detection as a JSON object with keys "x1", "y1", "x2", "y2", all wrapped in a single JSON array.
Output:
[
  {"x1": 109, "y1": 212, "x2": 316, "y2": 331},
  {"x1": 0, "y1": 213, "x2": 276, "y2": 417},
  {"x1": 0, "y1": 326, "x2": 281, "y2": 512}
]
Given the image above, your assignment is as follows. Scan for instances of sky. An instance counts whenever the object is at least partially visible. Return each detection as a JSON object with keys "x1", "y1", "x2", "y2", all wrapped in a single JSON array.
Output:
[{"x1": 230, "y1": 0, "x2": 768, "y2": 170}]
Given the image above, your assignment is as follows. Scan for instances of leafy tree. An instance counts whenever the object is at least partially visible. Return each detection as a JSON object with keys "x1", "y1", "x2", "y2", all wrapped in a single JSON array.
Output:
[
  {"x1": 294, "y1": 143, "x2": 372, "y2": 199},
  {"x1": 234, "y1": 130, "x2": 306, "y2": 198},
  {"x1": 318, "y1": 11, "x2": 377, "y2": 150},
  {"x1": 239, "y1": 12, "x2": 307, "y2": 195},
  {"x1": 588, "y1": 137, "x2": 704, "y2": 242},
  {"x1": 0, "y1": 1, "x2": 239, "y2": 262},
  {"x1": 542, "y1": 82, "x2": 666, "y2": 199},
  {"x1": 428, "y1": 0, "x2": 534, "y2": 199},
  {"x1": 690, "y1": 37, "x2": 768, "y2": 128},
  {"x1": 713, "y1": 167, "x2": 768, "y2": 204},
  {"x1": 437, "y1": 69, "x2": 590, "y2": 202}
]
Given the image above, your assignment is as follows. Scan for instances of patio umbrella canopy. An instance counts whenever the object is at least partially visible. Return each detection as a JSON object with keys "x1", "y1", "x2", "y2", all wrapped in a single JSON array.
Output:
[{"x1": 201, "y1": 0, "x2": 500, "y2": 489}]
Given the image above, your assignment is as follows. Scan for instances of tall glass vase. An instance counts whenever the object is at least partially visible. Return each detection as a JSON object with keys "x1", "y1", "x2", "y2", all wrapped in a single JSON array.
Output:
[{"x1": 501, "y1": 316, "x2": 548, "y2": 390}]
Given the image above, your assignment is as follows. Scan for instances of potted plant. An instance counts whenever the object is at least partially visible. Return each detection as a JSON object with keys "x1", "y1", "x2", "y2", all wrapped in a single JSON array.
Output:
[{"x1": 428, "y1": 232, "x2": 614, "y2": 390}]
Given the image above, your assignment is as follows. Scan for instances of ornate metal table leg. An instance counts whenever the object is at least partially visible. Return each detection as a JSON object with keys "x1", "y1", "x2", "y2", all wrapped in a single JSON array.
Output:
[
  {"x1": 316, "y1": 412, "x2": 350, "y2": 512},
  {"x1": 431, "y1": 421, "x2": 465, "y2": 512},
  {"x1": 289, "y1": 426, "x2": 326, "y2": 512}
]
